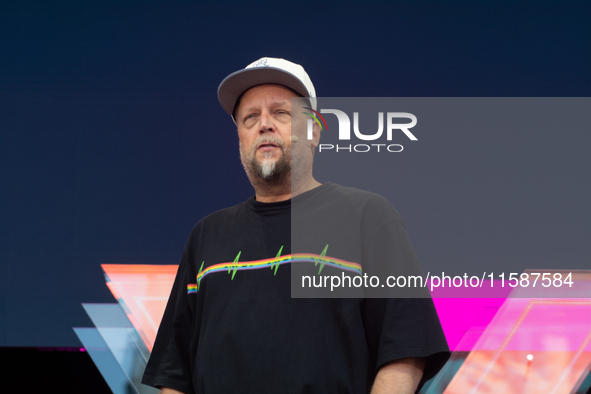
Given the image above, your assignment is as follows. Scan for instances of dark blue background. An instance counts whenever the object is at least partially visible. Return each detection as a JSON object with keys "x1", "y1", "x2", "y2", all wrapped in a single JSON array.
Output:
[{"x1": 1, "y1": 0, "x2": 589, "y2": 346}]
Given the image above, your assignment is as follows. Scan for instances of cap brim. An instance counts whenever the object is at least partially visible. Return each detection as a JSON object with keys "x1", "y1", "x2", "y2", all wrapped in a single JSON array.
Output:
[{"x1": 217, "y1": 67, "x2": 310, "y2": 115}]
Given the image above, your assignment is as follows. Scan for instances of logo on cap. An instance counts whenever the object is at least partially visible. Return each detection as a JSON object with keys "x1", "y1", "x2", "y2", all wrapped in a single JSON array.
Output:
[{"x1": 252, "y1": 58, "x2": 269, "y2": 68}]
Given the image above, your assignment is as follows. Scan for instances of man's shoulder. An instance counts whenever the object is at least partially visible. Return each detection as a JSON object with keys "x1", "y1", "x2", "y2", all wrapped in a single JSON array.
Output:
[
  {"x1": 327, "y1": 183, "x2": 392, "y2": 204},
  {"x1": 197, "y1": 199, "x2": 250, "y2": 226},
  {"x1": 206, "y1": 199, "x2": 250, "y2": 218},
  {"x1": 184, "y1": 199, "x2": 251, "y2": 241},
  {"x1": 323, "y1": 182, "x2": 403, "y2": 222}
]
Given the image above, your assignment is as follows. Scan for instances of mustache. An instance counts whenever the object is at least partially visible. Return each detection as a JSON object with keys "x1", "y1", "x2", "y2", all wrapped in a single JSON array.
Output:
[{"x1": 252, "y1": 135, "x2": 287, "y2": 153}]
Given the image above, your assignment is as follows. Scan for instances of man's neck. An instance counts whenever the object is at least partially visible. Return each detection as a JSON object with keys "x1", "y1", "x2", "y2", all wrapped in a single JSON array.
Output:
[{"x1": 254, "y1": 176, "x2": 322, "y2": 203}]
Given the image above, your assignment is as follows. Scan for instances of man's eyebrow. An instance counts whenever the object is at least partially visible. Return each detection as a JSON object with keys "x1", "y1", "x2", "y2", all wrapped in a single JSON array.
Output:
[
  {"x1": 240, "y1": 105, "x2": 257, "y2": 115},
  {"x1": 240, "y1": 101, "x2": 292, "y2": 115},
  {"x1": 271, "y1": 101, "x2": 291, "y2": 108}
]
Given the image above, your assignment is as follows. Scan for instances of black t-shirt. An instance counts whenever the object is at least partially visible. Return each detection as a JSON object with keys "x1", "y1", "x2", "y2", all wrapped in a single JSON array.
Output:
[{"x1": 142, "y1": 183, "x2": 450, "y2": 394}]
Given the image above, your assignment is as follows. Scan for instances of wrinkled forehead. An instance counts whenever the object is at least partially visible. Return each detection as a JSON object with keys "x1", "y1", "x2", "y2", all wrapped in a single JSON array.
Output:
[{"x1": 234, "y1": 84, "x2": 308, "y2": 114}]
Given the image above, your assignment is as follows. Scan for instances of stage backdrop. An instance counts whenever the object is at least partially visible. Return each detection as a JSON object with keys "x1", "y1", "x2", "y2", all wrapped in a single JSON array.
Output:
[{"x1": 0, "y1": 0, "x2": 590, "y2": 347}]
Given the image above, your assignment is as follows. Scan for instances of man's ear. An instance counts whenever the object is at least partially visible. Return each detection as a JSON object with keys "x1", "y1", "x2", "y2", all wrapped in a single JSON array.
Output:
[{"x1": 309, "y1": 120, "x2": 322, "y2": 148}]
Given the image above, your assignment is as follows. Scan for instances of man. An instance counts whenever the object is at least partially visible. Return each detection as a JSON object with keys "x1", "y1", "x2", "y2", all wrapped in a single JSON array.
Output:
[{"x1": 142, "y1": 57, "x2": 449, "y2": 394}]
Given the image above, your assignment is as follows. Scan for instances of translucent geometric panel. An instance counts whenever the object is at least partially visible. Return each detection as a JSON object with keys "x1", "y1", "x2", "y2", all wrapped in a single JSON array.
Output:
[
  {"x1": 73, "y1": 328, "x2": 137, "y2": 394},
  {"x1": 82, "y1": 303, "x2": 150, "y2": 362},
  {"x1": 77, "y1": 304, "x2": 159, "y2": 394},
  {"x1": 101, "y1": 264, "x2": 178, "y2": 351},
  {"x1": 442, "y1": 302, "x2": 591, "y2": 393},
  {"x1": 432, "y1": 298, "x2": 507, "y2": 351},
  {"x1": 425, "y1": 271, "x2": 591, "y2": 394}
]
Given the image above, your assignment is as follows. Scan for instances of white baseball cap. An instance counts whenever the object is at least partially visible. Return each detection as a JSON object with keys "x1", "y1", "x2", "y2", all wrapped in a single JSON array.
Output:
[{"x1": 217, "y1": 57, "x2": 317, "y2": 118}]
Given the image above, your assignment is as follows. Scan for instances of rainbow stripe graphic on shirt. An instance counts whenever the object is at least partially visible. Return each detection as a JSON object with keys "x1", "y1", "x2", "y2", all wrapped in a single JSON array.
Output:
[{"x1": 187, "y1": 245, "x2": 361, "y2": 293}]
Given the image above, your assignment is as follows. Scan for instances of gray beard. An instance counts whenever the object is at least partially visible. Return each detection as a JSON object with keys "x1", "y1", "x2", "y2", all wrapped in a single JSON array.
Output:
[{"x1": 240, "y1": 135, "x2": 291, "y2": 184}]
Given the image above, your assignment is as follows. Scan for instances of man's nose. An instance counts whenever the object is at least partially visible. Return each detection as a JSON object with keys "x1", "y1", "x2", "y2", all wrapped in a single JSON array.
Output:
[{"x1": 259, "y1": 111, "x2": 275, "y2": 133}]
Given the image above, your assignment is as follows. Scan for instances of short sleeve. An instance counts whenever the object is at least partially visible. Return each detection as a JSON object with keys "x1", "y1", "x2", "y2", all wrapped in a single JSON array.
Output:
[
  {"x1": 362, "y1": 221, "x2": 450, "y2": 390},
  {"x1": 141, "y1": 239, "x2": 197, "y2": 394}
]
